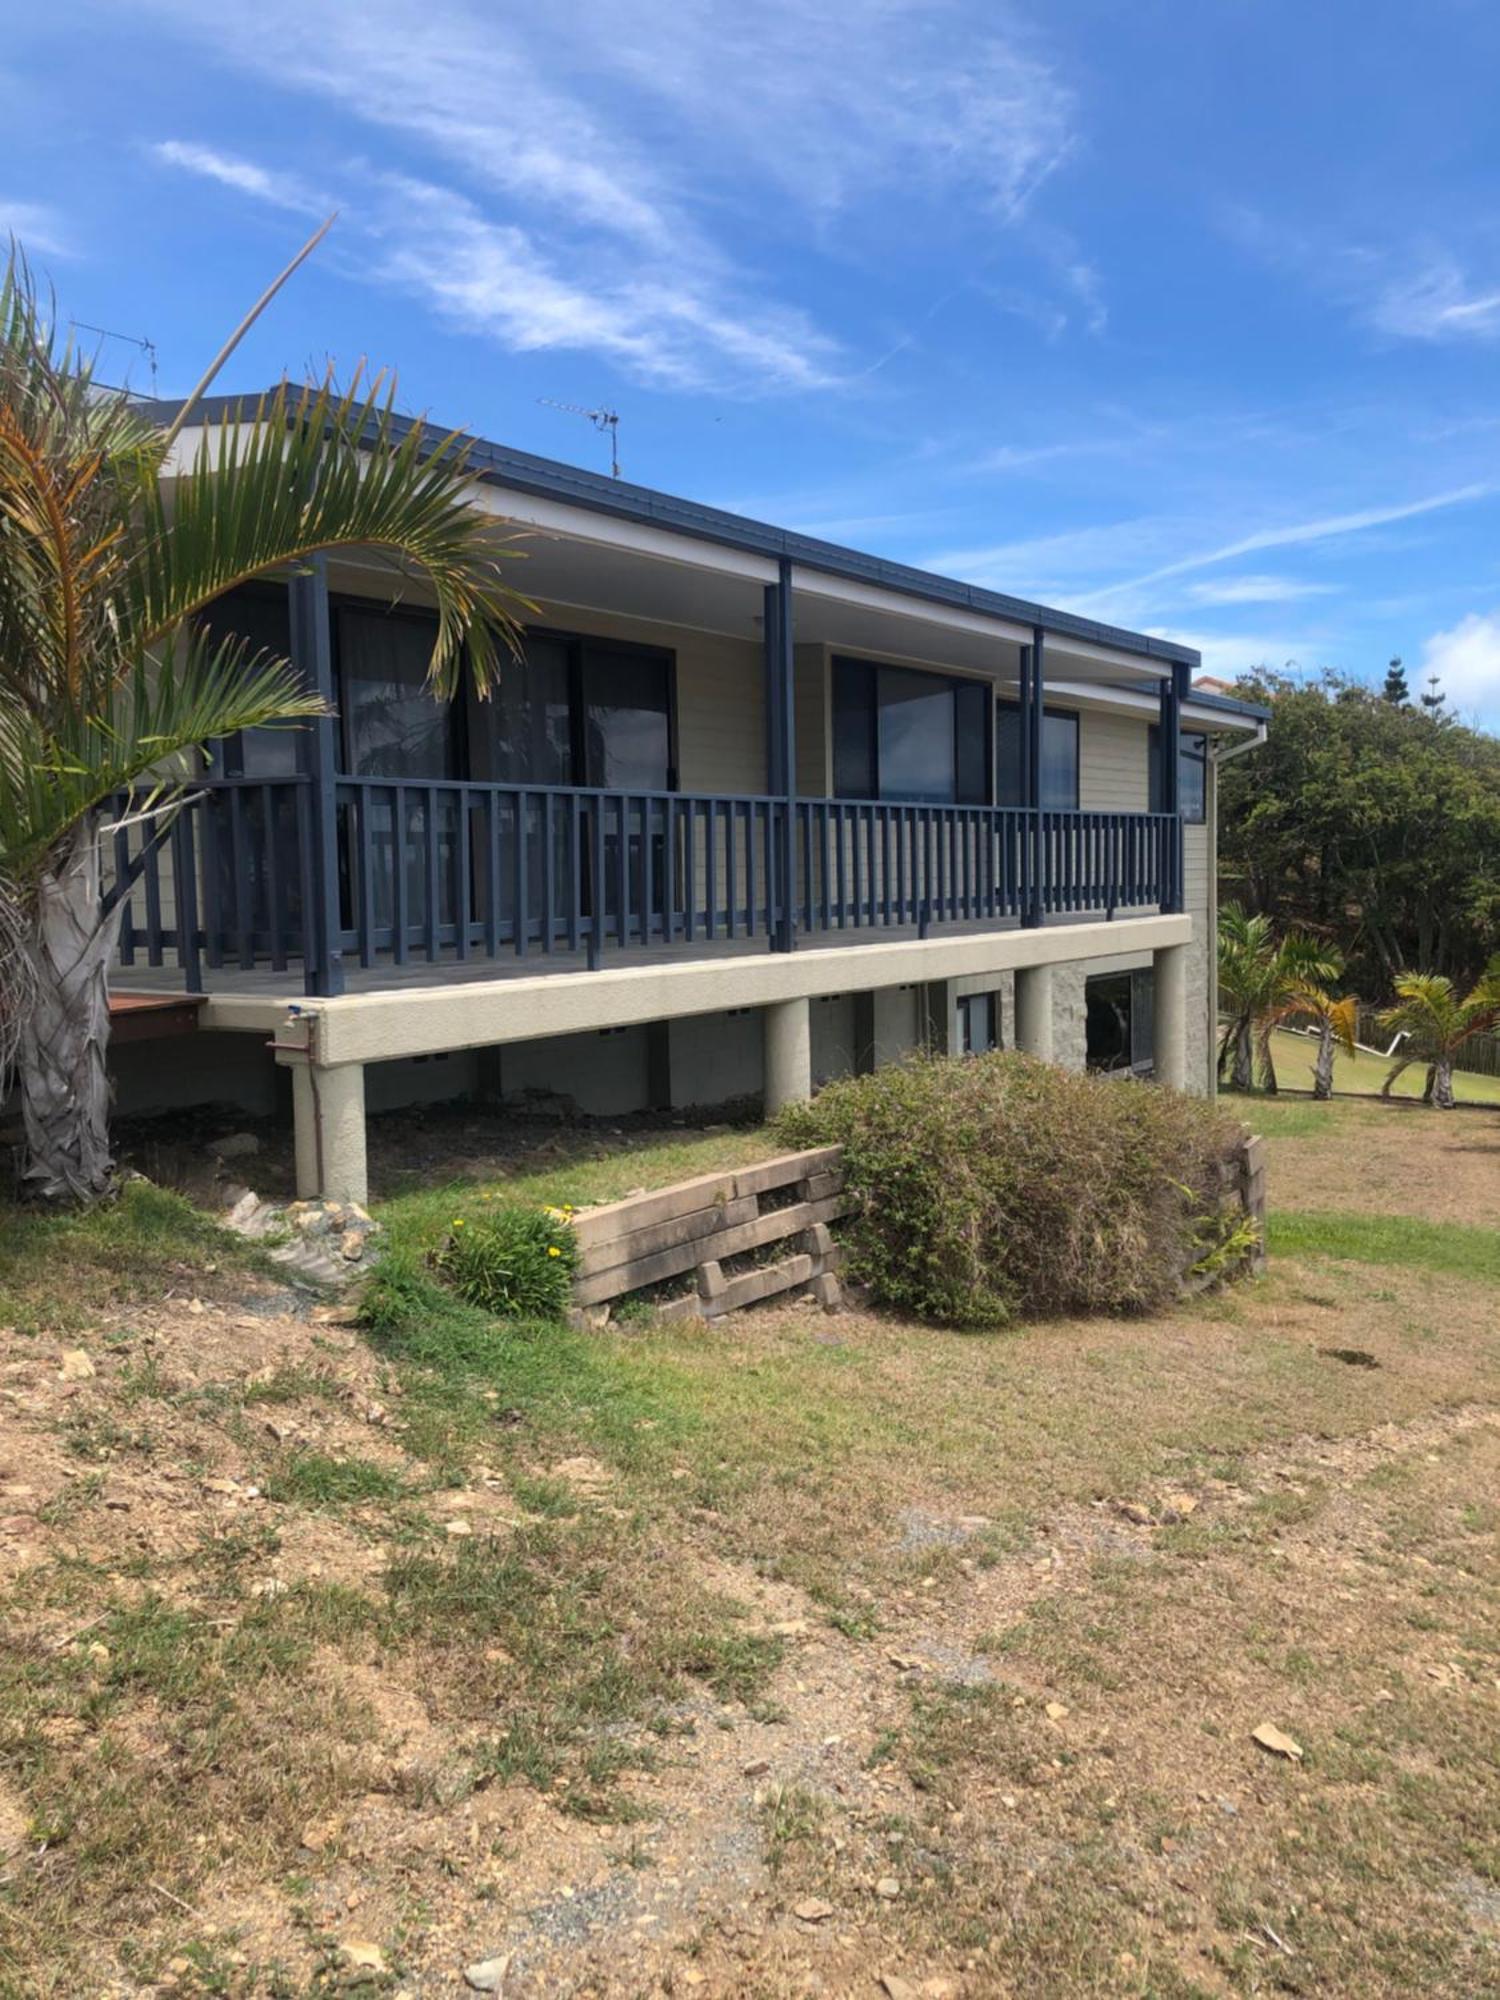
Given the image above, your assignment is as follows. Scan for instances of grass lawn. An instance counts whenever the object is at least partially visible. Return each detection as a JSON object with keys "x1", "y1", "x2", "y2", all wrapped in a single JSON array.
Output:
[
  {"x1": 1256, "y1": 1025, "x2": 1500, "y2": 1104},
  {"x1": 0, "y1": 1096, "x2": 1496, "y2": 1996}
]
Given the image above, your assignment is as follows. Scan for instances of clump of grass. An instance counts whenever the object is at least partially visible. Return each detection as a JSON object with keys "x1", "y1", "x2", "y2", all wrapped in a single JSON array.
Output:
[
  {"x1": 434, "y1": 1201, "x2": 579, "y2": 1321},
  {"x1": 777, "y1": 1051, "x2": 1246, "y2": 1327},
  {"x1": 0, "y1": 1178, "x2": 260, "y2": 1333},
  {"x1": 261, "y1": 1449, "x2": 407, "y2": 1507}
]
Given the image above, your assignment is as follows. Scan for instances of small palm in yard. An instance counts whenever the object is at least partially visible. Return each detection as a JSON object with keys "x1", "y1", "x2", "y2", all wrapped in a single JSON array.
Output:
[
  {"x1": 1218, "y1": 904, "x2": 1347, "y2": 1094},
  {"x1": 1255, "y1": 935, "x2": 1357, "y2": 1099},
  {"x1": 0, "y1": 251, "x2": 527, "y2": 1201},
  {"x1": 1378, "y1": 964, "x2": 1500, "y2": 1108},
  {"x1": 1217, "y1": 903, "x2": 1275, "y2": 1091}
]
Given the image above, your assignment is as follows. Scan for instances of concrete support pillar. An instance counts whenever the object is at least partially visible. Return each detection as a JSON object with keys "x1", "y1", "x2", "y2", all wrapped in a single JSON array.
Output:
[
  {"x1": 291, "y1": 1061, "x2": 369, "y2": 1204},
  {"x1": 1153, "y1": 943, "x2": 1189, "y2": 1092},
  {"x1": 763, "y1": 997, "x2": 812, "y2": 1115},
  {"x1": 1014, "y1": 963, "x2": 1055, "y2": 1062}
]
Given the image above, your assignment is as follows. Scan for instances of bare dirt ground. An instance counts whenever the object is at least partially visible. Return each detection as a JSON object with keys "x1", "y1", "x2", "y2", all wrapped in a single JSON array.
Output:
[{"x1": 1, "y1": 1099, "x2": 1497, "y2": 1998}]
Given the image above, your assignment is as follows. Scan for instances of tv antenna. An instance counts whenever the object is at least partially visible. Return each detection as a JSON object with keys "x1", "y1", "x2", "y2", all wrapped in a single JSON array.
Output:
[
  {"x1": 539, "y1": 398, "x2": 621, "y2": 478},
  {"x1": 70, "y1": 319, "x2": 159, "y2": 395}
]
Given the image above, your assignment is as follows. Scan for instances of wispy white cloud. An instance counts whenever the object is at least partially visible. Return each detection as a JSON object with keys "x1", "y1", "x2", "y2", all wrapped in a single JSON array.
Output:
[
  {"x1": 152, "y1": 140, "x2": 323, "y2": 214},
  {"x1": 1227, "y1": 204, "x2": 1500, "y2": 348},
  {"x1": 0, "y1": 197, "x2": 70, "y2": 257},
  {"x1": 1185, "y1": 573, "x2": 1340, "y2": 606},
  {"x1": 370, "y1": 176, "x2": 839, "y2": 390},
  {"x1": 136, "y1": 0, "x2": 1087, "y2": 387},
  {"x1": 1420, "y1": 610, "x2": 1500, "y2": 726},
  {"x1": 1370, "y1": 259, "x2": 1500, "y2": 342},
  {"x1": 1072, "y1": 484, "x2": 1494, "y2": 607}
]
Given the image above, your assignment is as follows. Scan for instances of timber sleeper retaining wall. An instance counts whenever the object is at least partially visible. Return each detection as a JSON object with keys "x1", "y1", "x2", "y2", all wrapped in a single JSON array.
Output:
[{"x1": 568, "y1": 1146, "x2": 851, "y2": 1326}]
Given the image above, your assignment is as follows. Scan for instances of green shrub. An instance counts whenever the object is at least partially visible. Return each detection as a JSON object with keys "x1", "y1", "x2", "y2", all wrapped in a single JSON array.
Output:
[
  {"x1": 776, "y1": 1051, "x2": 1246, "y2": 1328},
  {"x1": 434, "y1": 1200, "x2": 578, "y2": 1321}
]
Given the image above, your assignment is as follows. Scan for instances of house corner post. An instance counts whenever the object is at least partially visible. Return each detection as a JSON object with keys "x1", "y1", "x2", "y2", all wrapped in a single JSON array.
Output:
[
  {"x1": 765, "y1": 558, "x2": 797, "y2": 952},
  {"x1": 1022, "y1": 626, "x2": 1046, "y2": 928},
  {"x1": 290, "y1": 554, "x2": 345, "y2": 997},
  {"x1": 1160, "y1": 662, "x2": 1186, "y2": 915}
]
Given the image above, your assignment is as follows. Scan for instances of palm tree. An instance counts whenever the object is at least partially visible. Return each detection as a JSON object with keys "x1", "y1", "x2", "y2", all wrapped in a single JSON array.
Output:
[
  {"x1": 1217, "y1": 903, "x2": 1273, "y2": 1091},
  {"x1": 1293, "y1": 979, "x2": 1359, "y2": 1100},
  {"x1": 1377, "y1": 965, "x2": 1500, "y2": 1109},
  {"x1": 1217, "y1": 907, "x2": 1346, "y2": 1095},
  {"x1": 0, "y1": 254, "x2": 526, "y2": 1202},
  {"x1": 1262, "y1": 939, "x2": 1356, "y2": 1099}
]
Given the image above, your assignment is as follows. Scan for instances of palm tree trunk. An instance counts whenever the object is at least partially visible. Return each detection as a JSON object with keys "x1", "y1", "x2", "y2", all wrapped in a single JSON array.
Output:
[
  {"x1": 1231, "y1": 1019, "x2": 1254, "y2": 1092},
  {"x1": 1313, "y1": 1020, "x2": 1335, "y2": 1099},
  {"x1": 1431, "y1": 1058, "x2": 1456, "y2": 1110},
  {"x1": 1257, "y1": 1023, "x2": 1279, "y2": 1095},
  {"x1": 15, "y1": 824, "x2": 116, "y2": 1202}
]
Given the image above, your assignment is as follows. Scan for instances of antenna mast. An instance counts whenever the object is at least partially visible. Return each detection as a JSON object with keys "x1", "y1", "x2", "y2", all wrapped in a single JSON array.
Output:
[
  {"x1": 539, "y1": 398, "x2": 621, "y2": 478},
  {"x1": 70, "y1": 320, "x2": 159, "y2": 394}
]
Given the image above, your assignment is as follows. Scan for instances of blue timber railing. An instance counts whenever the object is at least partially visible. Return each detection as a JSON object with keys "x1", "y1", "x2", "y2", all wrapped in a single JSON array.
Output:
[{"x1": 105, "y1": 776, "x2": 1183, "y2": 994}]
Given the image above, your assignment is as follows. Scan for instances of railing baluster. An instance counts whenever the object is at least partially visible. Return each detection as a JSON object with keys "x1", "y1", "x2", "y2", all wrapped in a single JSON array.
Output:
[
  {"x1": 263, "y1": 784, "x2": 286, "y2": 971},
  {"x1": 172, "y1": 807, "x2": 202, "y2": 991},
  {"x1": 143, "y1": 821, "x2": 164, "y2": 967},
  {"x1": 483, "y1": 791, "x2": 500, "y2": 955},
  {"x1": 662, "y1": 797, "x2": 677, "y2": 943},
  {"x1": 542, "y1": 793, "x2": 557, "y2": 954},
  {"x1": 423, "y1": 786, "x2": 439, "y2": 961},
  {"x1": 514, "y1": 785, "x2": 529, "y2": 959},
  {"x1": 567, "y1": 794, "x2": 582, "y2": 953},
  {"x1": 391, "y1": 784, "x2": 408, "y2": 965},
  {"x1": 455, "y1": 783, "x2": 471, "y2": 960}
]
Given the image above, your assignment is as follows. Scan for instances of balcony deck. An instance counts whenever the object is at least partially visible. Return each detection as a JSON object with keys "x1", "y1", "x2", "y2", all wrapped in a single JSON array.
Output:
[{"x1": 106, "y1": 774, "x2": 1182, "y2": 1003}]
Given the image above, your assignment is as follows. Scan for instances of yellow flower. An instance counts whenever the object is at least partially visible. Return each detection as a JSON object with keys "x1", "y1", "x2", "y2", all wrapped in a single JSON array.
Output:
[
  {"x1": 547, "y1": 1245, "x2": 561, "y2": 1258},
  {"x1": 452, "y1": 1218, "x2": 465, "y2": 1228}
]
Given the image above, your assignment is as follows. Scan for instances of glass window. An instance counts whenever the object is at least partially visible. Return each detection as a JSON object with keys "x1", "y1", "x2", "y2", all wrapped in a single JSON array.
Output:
[
  {"x1": 493, "y1": 635, "x2": 574, "y2": 786},
  {"x1": 339, "y1": 606, "x2": 456, "y2": 779},
  {"x1": 958, "y1": 991, "x2": 998, "y2": 1054},
  {"x1": 1085, "y1": 969, "x2": 1155, "y2": 1073},
  {"x1": 878, "y1": 666, "x2": 956, "y2": 804},
  {"x1": 581, "y1": 644, "x2": 672, "y2": 790},
  {"x1": 954, "y1": 681, "x2": 990, "y2": 805},
  {"x1": 1149, "y1": 728, "x2": 1208, "y2": 823},
  {"x1": 199, "y1": 584, "x2": 301, "y2": 777},
  {"x1": 833, "y1": 659, "x2": 990, "y2": 805},
  {"x1": 832, "y1": 657, "x2": 877, "y2": 799},
  {"x1": 994, "y1": 704, "x2": 1079, "y2": 809}
]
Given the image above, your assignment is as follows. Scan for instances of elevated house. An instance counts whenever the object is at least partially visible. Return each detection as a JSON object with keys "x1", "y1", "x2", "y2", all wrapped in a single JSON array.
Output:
[{"x1": 106, "y1": 398, "x2": 1267, "y2": 1200}]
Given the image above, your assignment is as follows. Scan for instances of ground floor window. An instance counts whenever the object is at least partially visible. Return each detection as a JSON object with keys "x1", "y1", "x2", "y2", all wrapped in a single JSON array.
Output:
[
  {"x1": 957, "y1": 990, "x2": 999, "y2": 1054},
  {"x1": 1085, "y1": 969, "x2": 1155, "y2": 1073}
]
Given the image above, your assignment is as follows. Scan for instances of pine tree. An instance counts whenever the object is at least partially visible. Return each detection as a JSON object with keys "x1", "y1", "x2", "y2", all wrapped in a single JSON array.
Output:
[
  {"x1": 1420, "y1": 672, "x2": 1448, "y2": 718},
  {"x1": 1381, "y1": 656, "x2": 1409, "y2": 704}
]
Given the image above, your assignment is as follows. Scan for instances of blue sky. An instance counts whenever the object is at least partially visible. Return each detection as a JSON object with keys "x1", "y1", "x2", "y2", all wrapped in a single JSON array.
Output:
[{"x1": 6, "y1": 1, "x2": 1500, "y2": 724}]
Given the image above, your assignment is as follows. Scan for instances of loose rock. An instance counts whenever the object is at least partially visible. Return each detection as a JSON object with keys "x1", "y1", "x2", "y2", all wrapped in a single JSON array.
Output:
[{"x1": 1251, "y1": 1722, "x2": 1304, "y2": 1761}]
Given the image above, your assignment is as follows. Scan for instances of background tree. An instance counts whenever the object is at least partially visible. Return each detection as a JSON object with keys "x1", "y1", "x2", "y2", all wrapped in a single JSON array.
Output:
[
  {"x1": 0, "y1": 255, "x2": 526, "y2": 1202},
  {"x1": 1381, "y1": 656, "x2": 1409, "y2": 704},
  {"x1": 1420, "y1": 671, "x2": 1448, "y2": 719},
  {"x1": 1377, "y1": 965, "x2": 1500, "y2": 1108},
  {"x1": 1218, "y1": 669, "x2": 1500, "y2": 994},
  {"x1": 1285, "y1": 951, "x2": 1358, "y2": 1099}
]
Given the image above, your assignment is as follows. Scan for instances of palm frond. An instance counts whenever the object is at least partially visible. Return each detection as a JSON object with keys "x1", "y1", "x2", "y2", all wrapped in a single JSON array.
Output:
[
  {"x1": 0, "y1": 629, "x2": 324, "y2": 876},
  {"x1": 124, "y1": 375, "x2": 531, "y2": 699}
]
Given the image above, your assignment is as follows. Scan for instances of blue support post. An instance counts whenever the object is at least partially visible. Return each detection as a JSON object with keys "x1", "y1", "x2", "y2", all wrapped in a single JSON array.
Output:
[
  {"x1": 290, "y1": 555, "x2": 345, "y2": 996},
  {"x1": 1023, "y1": 625, "x2": 1046, "y2": 927},
  {"x1": 765, "y1": 558, "x2": 797, "y2": 951},
  {"x1": 1159, "y1": 661, "x2": 1185, "y2": 914}
]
